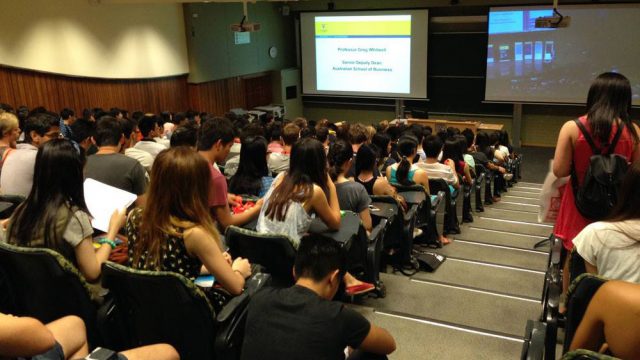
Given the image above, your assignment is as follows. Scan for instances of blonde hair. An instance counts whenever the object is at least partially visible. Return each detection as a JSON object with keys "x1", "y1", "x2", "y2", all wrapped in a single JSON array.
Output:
[{"x1": 0, "y1": 111, "x2": 18, "y2": 137}]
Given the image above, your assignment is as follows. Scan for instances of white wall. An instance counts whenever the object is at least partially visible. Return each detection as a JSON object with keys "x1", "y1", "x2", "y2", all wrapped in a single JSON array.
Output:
[{"x1": 0, "y1": 0, "x2": 189, "y2": 79}]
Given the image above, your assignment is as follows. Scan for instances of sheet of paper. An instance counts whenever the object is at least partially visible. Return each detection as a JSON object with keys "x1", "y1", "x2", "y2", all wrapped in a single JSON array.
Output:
[{"x1": 84, "y1": 178, "x2": 137, "y2": 233}]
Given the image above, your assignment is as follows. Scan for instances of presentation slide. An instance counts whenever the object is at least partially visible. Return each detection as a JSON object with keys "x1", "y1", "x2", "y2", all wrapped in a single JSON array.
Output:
[
  {"x1": 301, "y1": 10, "x2": 428, "y2": 99},
  {"x1": 485, "y1": 4, "x2": 640, "y2": 105},
  {"x1": 315, "y1": 15, "x2": 411, "y2": 94}
]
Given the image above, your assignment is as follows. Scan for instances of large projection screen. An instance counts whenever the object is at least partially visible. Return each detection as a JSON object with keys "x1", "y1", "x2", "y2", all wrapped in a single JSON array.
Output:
[
  {"x1": 301, "y1": 10, "x2": 428, "y2": 99},
  {"x1": 485, "y1": 4, "x2": 640, "y2": 105}
]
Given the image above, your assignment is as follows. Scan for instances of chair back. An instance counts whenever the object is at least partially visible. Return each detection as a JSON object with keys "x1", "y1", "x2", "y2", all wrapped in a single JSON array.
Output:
[
  {"x1": 562, "y1": 274, "x2": 608, "y2": 353},
  {"x1": 226, "y1": 226, "x2": 297, "y2": 287},
  {"x1": 561, "y1": 349, "x2": 620, "y2": 360},
  {"x1": 0, "y1": 194, "x2": 25, "y2": 218},
  {"x1": 0, "y1": 242, "x2": 99, "y2": 345},
  {"x1": 101, "y1": 262, "x2": 216, "y2": 360}
]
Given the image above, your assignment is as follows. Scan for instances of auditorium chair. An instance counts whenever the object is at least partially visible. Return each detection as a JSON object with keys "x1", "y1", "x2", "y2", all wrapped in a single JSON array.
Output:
[
  {"x1": 568, "y1": 249, "x2": 588, "y2": 286},
  {"x1": 561, "y1": 350, "x2": 620, "y2": 360},
  {"x1": 540, "y1": 236, "x2": 563, "y2": 360},
  {"x1": 101, "y1": 262, "x2": 271, "y2": 360},
  {"x1": 0, "y1": 242, "x2": 101, "y2": 347},
  {"x1": 427, "y1": 178, "x2": 460, "y2": 235},
  {"x1": 461, "y1": 178, "x2": 474, "y2": 223},
  {"x1": 225, "y1": 226, "x2": 297, "y2": 287},
  {"x1": 0, "y1": 194, "x2": 25, "y2": 218},
  {"x1": 521, "y1": 319, "x2": 547, "y2": 360},
  {"x1": 473, "y1": 164, "x2": 488, "y2": 212},
  {"x1": 562, "y1": 274, "x2": 609, "y2": 354}
]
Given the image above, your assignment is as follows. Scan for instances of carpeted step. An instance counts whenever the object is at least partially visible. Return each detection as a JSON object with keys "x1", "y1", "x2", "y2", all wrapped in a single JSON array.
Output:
[
  {"x1": 490, "y1": 201, "x2": 540, "y2": 213},
  {"x1": 504, "y1": 190, "x2": 541, "y2": 199},
  {"x1": 455, "y1": 226, "x2": 549, "y2": 251},
  {"x1": 471, "y1": 217, "x2": 553, "y2": 237},
  {"x1": 500, "y1": 195, "x2": 540, "y2": 205},
  {"x1": 411, "y1": 258, "x2": 545, "y2": 299},
  {"x1": 361, "y1": 274, "x2": 540, "y2": 336},
  {"x1": 351, "y1": 306, "x2": 523, "y2": 360},
  {"x1": 478, "y1": 207, "x2": 550, "y2": 224},
  {"x1": 431, "y1": 240, "x2": 548, "y2": 271}
]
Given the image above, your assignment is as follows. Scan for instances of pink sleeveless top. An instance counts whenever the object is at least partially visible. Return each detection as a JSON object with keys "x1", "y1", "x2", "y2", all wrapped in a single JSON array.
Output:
[{"x1": 554, "y1": 116, "x2": 636, "y2": 250}]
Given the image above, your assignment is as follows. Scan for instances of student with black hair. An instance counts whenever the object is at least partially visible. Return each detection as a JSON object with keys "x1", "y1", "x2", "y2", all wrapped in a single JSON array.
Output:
[
  {"x1": 441, "y1": 137, "x2": 472, "y2": 184},
  {"x1": 328, "y1": 140, "x2": 372, "y2": 232},
  {"x1": 385, "y1": 135, "x2": 430, "y2": 193},
  {"x1": 1, "y1": 111, "x2": 60, "y2": 197},
  {"x1": 122, "y1": 117, "x2": 154, "y2": 172},
  {"x1": 354, "y1": 144, "x2": 400, "y2": 199},
  {"x1": 5, "y1": 139, "x2": 125, "y2": 282},
  {"x1": 59, "y1": 108, "x2": 75, "y2": 139},
  {"x1": 68, "y1": 117, "x2": 96, "y2": 154},
  {"x1": 417, "y1": 135, "x2": 459, "y2": 190},
  {"x1": 229, "y1": 136, "x2": 273, "y2": 197},
  {"x1": 460, "y1": 129, "x2": 476, "y2": 171},
  {"x1": 133, "y1": 114, "x2": 167, "y2": 158},
  {"x1": 85, "y1": 116, "x2": 148, "y2": 206},
  {"x1": 241, "y1": 234, "x2": 396, "y2": 360},
  {"x1": 169, "y1": 123, "x2": 198, "y2": 148},
  {"x1": 198, "y1": 116, "x2": 262, "y2": 230}
]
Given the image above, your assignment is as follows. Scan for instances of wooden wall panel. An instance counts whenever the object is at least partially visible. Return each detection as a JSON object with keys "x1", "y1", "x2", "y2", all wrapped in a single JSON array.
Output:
[{"x1": 0, "y1": 66, "x2": 273, "y2": 116}]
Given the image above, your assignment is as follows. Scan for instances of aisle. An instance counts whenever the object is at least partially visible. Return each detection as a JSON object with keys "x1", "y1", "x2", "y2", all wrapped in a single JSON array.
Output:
[{"x1": 353, "y1": 182, "x2": 550, "y2": 360}]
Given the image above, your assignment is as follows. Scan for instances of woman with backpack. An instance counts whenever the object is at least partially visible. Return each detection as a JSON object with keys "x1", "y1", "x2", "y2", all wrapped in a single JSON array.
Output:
[{"x1": 552, "y1": 72, "x2": 640, "y2": 295}]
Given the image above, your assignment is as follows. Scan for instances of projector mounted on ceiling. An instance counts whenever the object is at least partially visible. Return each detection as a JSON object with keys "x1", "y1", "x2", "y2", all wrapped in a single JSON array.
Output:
[
  {"x1": 535, "y1": 0, "x2": 571, "y2": 28},
  {"x1": 231, "y1": 0, "x2": 261, "y2": 32}
]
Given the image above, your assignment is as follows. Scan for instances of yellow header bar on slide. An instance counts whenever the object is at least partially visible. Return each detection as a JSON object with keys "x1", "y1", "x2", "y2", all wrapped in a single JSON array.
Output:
[{"x1": 315, "y1": 20, "x2": 411, "y2": 36}]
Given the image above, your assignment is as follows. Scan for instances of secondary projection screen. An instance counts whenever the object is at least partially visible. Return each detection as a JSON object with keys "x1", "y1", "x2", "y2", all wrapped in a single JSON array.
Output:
[
  {"x1": 485, "y1": 4, "x2": 640, "y2": 105},
  {"x1": 301, "y1": 10, "x2": 428, "y2": 99}
]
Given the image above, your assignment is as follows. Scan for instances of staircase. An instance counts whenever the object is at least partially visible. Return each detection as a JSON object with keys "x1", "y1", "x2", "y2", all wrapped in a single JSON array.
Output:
[{"x1": 354, "y1": 182, "x2": 552, "y2": 359}]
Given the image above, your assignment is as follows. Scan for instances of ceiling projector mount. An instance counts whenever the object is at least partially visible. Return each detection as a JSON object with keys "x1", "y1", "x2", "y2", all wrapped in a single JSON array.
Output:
[
  {"x1": 535, "y1": 0, "x2": 571, "y2": 28},
  {"x1": 230, "y1": 0, "x2": 261, "y2": 32}
]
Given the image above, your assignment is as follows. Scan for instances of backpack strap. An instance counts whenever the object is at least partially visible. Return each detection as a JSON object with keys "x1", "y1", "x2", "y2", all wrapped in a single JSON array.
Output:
[
  {"x1": 574, "y1": 119, "x2": 601, "y2": 154},
  {"x1": 606, "y1": 122, "x2": 625, "y2": 155}
]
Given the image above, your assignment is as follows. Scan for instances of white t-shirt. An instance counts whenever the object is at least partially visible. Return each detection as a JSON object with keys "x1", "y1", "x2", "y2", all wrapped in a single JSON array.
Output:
[
  {"x1": 416, "y1": 161, "x2": 458, "y2": 186},
  {"x1": 573, "y1": 219, "x2": 640, "y2": 283},
  {"x1": 133, "y1": 140, "x2": 167, "y2": 159},
  {"x1": 125, "y1": 147, "x2": 154, "y2": 172}
]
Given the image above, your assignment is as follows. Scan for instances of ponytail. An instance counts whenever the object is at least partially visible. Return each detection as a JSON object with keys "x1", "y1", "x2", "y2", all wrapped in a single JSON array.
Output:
[
  {"x1": 396, "y1": 156, "x2": 411, "y2": 185},
  {"x1": 327, "y1": 139, "x2": 353, "y2": 182},
  {"x1": 395, "y1": 135, "x2": 418, "y2": 185}
]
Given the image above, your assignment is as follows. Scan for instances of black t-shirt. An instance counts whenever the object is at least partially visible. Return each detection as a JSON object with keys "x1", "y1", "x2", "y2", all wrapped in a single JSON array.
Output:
[{"x1": 241, "y1": 285, "x2": 371, "y2": 360}]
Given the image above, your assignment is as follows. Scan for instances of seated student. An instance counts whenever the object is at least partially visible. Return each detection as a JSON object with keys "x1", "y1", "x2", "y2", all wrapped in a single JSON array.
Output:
[
  {"x1": 0, "y1": 313, "x2": 179, "y2": 360},
  {"x1": 1, "y1": 111, "x2": 60, "y2": 197},
  {"x1": 266, "y1": 121, "x2": 284, "y2": 154},
  {"x1": 354, "y1": 144, "x2": 401, "y2": 199},
  {"x1": 371, "y1": 132, "x2": 395, "y2": 171},
  {"x1": 127, "y1": 147, "x2": 252, "y2": 307},
  {"x1": 68, "y1": 117, "x2": 96, "y2": 154},
  {"x1": 385, "y1": 135, "x2": 430, "y2": 194},
  {"x1": 328, "y1": 140, "x2": 372, "y2": 232},
  {"x1": 197, "y1": 117, "x2": 262, "y2": 230},
  {"x1": 441, "y1": 137, "x2": 472, "y2": 185},
  {"x1": 416, "y1": 135, "x2": 459, "y2": 191},
  {"x1": 122, "y1": 117, "x2": 154, "y2": 173},
  {"x1": 85, "y1": 116, "x2": 147, "y2": 203},
  {"x1": 0, "y1": 111, "x2": 20, "y2": 177},
  {"x1": 268, "y1": 123, "x2": 299, "y2": 175},
  {"x1": 241, "y1": 234, "x2": 396, "y2": 360},
  {"x1": 257, "y1": 138, "x2": 373, "y2": 295},
  {"x1": 59, "y1": 108, "x2": 76, "y2": 140},
  {"x1": 229, "y1": 136, "x2": 273, "y2": 198},
  {"x1": 169, "y1": 123, "x2": 198, "y2": 148},
  {"x1": 4, "y1": 139, "x2": 125, "y2": 282},
  {"x1": 572, "y1": 160, "x2": 640, "y2": 283},
  {"x1": 569, "y1": 281, "x2": 640, "y2": 359},
  {"x1": 133, "y1": 114, "x2": 167, "y2": 158},
  {"x1": 471, "y1": 132, "x2": 507, "y2": 202},
  {"x1": 459, "y1": 130, "x2": 476, "y2": 173},
  {"x1": 347, "y1": 124, "x2": 378, "y2": 178}
]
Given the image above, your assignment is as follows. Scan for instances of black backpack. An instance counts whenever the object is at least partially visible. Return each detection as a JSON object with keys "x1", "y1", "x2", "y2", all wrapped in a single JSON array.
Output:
[{"x1": 571, "y1": 119, "x2": 629, "y2": 221}]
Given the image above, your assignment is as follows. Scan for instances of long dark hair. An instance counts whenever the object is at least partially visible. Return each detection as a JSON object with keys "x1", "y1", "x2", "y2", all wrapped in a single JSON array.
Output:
[
  {"x1": 442, "y1": 138, "x2": 464, "y2": 164},
  {"x1": 607, "y1": 160, "x2": 640, "y2": 222},
  {"x1": 355, "y1": 144, "x2": 378, "y2": 177},
  {"x1": 8, "y1": 139, "x2": 90, "y2": 262},
  {"x1": 229, "y1": 136, "x2": 269, "y2": 196},
  {"x1": 395, "y1": 135, "x2": 418, "y2": 186},
  {"x1": 586, "y1": 72, "x2": 639, "y2": 144},
  {"x1": 265, "y1": 138, "x2": 328, "y2": 222},
  {"x1": 328, "y1": 140, "x2": 353, "y2": 181},
  {"x1": 474, "y1": 132, "x2": 494, "y2": 159}
]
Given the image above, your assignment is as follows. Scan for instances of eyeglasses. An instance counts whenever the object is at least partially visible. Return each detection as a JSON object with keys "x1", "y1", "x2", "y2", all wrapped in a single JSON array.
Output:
[{"x1": 44, "y1": 131, "x2": 62, "y2": 139}]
